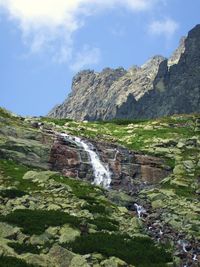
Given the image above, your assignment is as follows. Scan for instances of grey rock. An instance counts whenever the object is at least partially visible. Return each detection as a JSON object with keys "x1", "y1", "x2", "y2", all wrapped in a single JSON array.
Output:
[{"x1": 48, "y1": 25, "x2": 200, "y2": 121}]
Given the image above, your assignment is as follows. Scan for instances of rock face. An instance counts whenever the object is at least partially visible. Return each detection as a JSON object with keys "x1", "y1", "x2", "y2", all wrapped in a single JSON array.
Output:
[
  {"x1": 48, "y1": 25, "x2": 200, "y2": 121},
  {"x1": 49, "y1": 134, "x2": 171, "y2": 194}
]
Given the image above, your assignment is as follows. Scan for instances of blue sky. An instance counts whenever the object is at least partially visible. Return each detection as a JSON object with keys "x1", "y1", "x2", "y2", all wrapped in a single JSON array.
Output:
[{"x1": 0, "y1": 0, "x2": 200, "y2": 116}]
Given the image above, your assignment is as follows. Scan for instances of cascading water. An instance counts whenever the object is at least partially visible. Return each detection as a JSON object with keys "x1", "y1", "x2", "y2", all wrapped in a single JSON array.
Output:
[
  {"x1": 60, "y1": 133, "x2": 111, "y2": 189},
  {"x1": 134, "y1": 203, "x2": 146, "y2": 218},
  {"x1": 59, "y1": 133, "x2": 199, "y2": 265}
]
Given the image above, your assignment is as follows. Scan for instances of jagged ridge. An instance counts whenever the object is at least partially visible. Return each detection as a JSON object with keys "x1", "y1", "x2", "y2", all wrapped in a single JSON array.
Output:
[{"x1": 48, "y1": 24, "x2": 200, "y2": 121}]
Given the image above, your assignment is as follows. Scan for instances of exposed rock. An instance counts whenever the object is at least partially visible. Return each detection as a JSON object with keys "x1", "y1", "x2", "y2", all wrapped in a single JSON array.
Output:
[
  {"x1": 0, "y1": 223, "x2": 20, "y2": 239},
  {"x1": 69, "y1": 255, "x2": 90, "y2": 267},
  {"x1": 59, "y1": 224, "x2": 81, "y2": 244},
  {"x1": 100, "y1": 256, "x2": 128, "y2": 267},
  {"x1": 49, "y1": 25, "x2": 200, "y2": 121},
  {"x1": 50, "y1": 135, "x2": 171, "y2": 194},
  {"x1": 22, "y1": 254, "x2": 54, "y2": 267},
  {"x1": 48, "y1": 245, "x2": 74, "y2": 267},
  {"x1": 168, "y1": 37, "x2": 186, "y2": 67}
]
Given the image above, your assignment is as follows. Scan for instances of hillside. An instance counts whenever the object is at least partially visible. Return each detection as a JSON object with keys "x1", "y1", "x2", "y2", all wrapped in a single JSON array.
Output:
[
  {"x1": 0, "y1": 107, "x2": 199, "y2": 266},
  {"x1": 48, "y1": 25, "x2": 200, "y2": 121}
]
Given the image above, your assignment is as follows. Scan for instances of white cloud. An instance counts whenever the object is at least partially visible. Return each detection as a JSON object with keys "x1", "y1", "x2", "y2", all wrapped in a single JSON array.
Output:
[
  {"x1": 148, "y1": 18, "x2": 179, "y2": 38},
  {"x1": 70, "y1": 46, "x2": 101, "y2": 72},
  {"x1": 0, "y1": 0, "x2": 160, "y2": 66}
]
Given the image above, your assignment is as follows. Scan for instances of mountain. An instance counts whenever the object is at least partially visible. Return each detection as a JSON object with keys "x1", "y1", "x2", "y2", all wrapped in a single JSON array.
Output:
[
  {"x1": 48, "y1": 24, "x2": 200, "y2": 121},
  {"x1": 0, "y1": 107, "x2": 200, "y2": 266}
]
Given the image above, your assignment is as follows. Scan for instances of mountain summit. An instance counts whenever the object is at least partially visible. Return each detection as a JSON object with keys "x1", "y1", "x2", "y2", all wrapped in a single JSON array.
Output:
[{"x1": 49, "y1": 25, "x2": 200, "y2": 121}]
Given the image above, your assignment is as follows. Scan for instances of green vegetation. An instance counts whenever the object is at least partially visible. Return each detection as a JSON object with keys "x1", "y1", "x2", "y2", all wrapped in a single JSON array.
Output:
[
  {"x1": 0, "y1": 108, "x2": 199, "y2": 266},
  {"x1": 0, "y1": 107, "x2": 14, "y2": 119},
  {"x1": 90, "y1": 216, "x2": 119, "y2": 231},
  {"x1": 161, "y1": 181, "x2": 196, "y2": 198},
  {"x1": 0, "y1": 159, "x2": 39, "y2": 191},
  {"x1": 0, "y1": 209, "x2": 82, "y2": 235},
  {"x1": 0, "y1": 256, "x2": 36, "y2": 267},
  {"x1": 8, "y1": 242, "x2": 41, "y2": 254},
  {"x1": 65, "y1": 232, "x2": 172, "y2": 267},
  {"x1": 53, "y1": 175, "x2": 116, "y2": 217},
  {"x1": 55, "y1": 114, "x2": 196, "y2": 153},
  {"x1": 52, "y1": 174, "x2": 105, "y2": 199},
  {"x1": 41, "y1": 117, "x2": 73, "y2": 126},
  {"x1": 84, "y1": 203, "x2": 108, "y2": 214},
  {"x1": 96, "y1": 118, "x2": 148, "y2": 125},
  {"x1": 0, "y1": 188, "x2": 27, "y2": 199},
  {"x1": 0, "y1": 208, "x2": 119, "y2": 235}
]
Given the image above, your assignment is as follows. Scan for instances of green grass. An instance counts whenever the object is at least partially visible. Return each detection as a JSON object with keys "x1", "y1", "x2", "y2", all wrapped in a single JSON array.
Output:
[
  {"x1": 55, "y1": 114, "x2": 196, "y2": 154},
  {"x1": 8, "y1": 242, "x2": 41, "y2": 254},
  {"x1": 0, "y1": 159, "x2": 40, "y2": 191},
  {"x1": 0, "y1": 107, "x2": 14, "y2": 119},
  {"x1": 41, "y1": 117, "x2": 73, "y2": 126},
  {"x1": 160, "y1": 179, "x2": 196, "y2": 198},
  {"x1": 52, "y1": 174, "x2": 105, "y2": 199},
  {"x1": 96, "y1": 118, "x2": 149, "y2": 125},
  {"x1": 0, "y1": 256, "x2": 36, "y2": 267},
  {"x1": 65, "y1": 232, "x2": 172, "y2": 267}
]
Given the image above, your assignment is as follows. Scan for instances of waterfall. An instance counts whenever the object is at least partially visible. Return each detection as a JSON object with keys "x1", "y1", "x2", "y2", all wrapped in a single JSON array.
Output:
[
  {"x1": 60, "y1": 133, "x2": 111, "y2": 189},
  {"x1": 134, "y1": 203, "x2": 146, "y2": 218}
]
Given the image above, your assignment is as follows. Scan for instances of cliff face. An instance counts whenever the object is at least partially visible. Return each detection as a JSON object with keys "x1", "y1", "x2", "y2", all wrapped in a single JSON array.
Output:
[{"x1": 49, "y1": 25, "x2": 200, "y2": 121}]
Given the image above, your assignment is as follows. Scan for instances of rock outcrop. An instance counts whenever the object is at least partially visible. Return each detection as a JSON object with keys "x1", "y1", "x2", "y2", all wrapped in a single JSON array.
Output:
[
  {"x1": 48, "y1": 24, "x2": 200, "y2": 121},
  {"x1": 49, "y1": 135, "x2": 171, "y2": 194}
]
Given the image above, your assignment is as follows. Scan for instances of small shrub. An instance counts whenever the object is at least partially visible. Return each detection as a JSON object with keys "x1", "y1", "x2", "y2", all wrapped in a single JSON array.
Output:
[
  {"x1": 52, "y1": 175, "x2": 104, "y2": 199},
  {"x1": 41, "y1": 117, "x2": 73, "y2": 126},
  {"x1": 65, "y1": 232, "x2": 172, "y2": 267},
  {"x1": 8, "y1": 242, "x2": 41, "y2": 254},
  {"x1": 0, "y1": 209, "x2": 82, "y2": 235},
  {"x1": 0, "y1": 108, "x2": 13, "y2": 119},
  {"x1": 89, "y1": 216, "x2": 119, "y2": 231},
  {"x1": 96, "y1": 119, "x2": 148, "y2": 125},
  {"x1": 84, "y1": 203, "x2": 108, "y2": 215},
  {"x1": 0, "y1": 189, "x2": 27, "y2": 199},
  {"x1": 0, "y1": 255, "x2": 35, "y2": 267},
  {"x1": 0, "y1": 159, "x2": 39, "y2": 191}
]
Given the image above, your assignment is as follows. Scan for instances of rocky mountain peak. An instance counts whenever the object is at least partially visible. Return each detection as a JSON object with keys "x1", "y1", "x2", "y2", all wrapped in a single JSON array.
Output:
[
  {"x1": 168, "y1": 37, "x2": 186, "y2": 67},
  {"x1": 72, "y1": 69, "x2": 96, "y2": 91},
  {"x1": 48, "y1": 24, "x2": 200, "y2": 121},
  {"x1": 141, "y1": 55, "x2": 165, "y2": 69},
  {"x1": 182, "y1": 24, "x2": 200, "y2": 67},
  {"x1": 140, "y1": 55, "x2": 166, "y2": 80},
  {"x1": 188, "y1": 23, "x2": 200, "y2": 37}
]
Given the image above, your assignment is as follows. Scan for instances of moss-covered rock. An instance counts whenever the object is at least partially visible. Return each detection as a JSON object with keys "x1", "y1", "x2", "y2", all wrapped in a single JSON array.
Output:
[
  {"x1": 59, "y1": 224, "x2": 81, "y2": 244},
  {"x1": 100, "y1": 256, "x2": 128, "y2": 267},
  {"x1": 69, "y1": 255, "x2": 90, "y2": 267}
]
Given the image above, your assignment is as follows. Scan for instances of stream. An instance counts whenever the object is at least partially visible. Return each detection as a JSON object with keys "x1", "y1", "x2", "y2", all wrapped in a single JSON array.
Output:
[{"x1": 59, "y1": 133, "x2": 199, "y2": 266}]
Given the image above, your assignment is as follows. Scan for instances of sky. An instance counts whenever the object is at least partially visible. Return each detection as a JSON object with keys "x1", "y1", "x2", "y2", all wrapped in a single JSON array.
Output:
[{"x1": 0, "y1": 0, "x2": 200, "y2": 116}]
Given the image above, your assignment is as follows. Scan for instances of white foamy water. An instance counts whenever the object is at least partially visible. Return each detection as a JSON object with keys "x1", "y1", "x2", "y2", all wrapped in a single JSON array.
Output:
[
  {"x1": 134, "y1": 203, "x2": 146, "y2": 218},
  {"x1": 60, "y1": 133, "x2": 111, "y2": 189}
]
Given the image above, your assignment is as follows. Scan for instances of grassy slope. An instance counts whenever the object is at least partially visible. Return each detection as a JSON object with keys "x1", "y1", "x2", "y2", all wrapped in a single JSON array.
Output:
[
  {"x1": 0, "y1": 108, "x2": 199, "y2": 266},
  {"x1": 43, "y1": 115, "x2": 200, "y2": 240}
]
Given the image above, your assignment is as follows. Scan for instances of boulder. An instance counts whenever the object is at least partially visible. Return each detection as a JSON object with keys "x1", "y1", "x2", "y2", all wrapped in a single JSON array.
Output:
[
  {"x1": 59, "y1": 224, "x2": 81, "y2": 244},
  {"x1": 69, "y1": 255, "x2": 90, "y2": 267},
  {"x1": 100, "y1": 256, "x2": 128, "y2": 267},
  {"x1": 48, "y1": 245, "x2": 74, "y2": 267}
]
